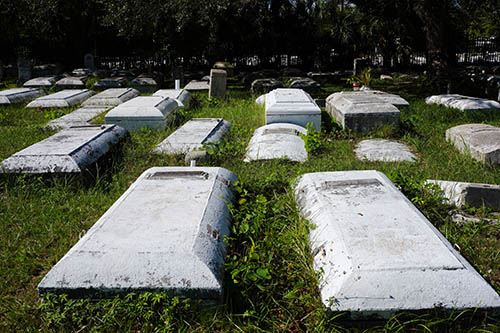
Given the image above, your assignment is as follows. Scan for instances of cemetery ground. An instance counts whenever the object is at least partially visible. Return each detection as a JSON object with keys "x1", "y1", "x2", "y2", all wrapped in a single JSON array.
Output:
[{"x1": 1, "y1": 76, "x2": 500, "y2": 331}]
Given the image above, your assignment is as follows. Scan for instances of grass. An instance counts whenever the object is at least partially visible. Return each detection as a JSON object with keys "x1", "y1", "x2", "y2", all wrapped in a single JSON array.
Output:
[{"x1": 0, "y1": 76, "x2": 499, "y2": 331}]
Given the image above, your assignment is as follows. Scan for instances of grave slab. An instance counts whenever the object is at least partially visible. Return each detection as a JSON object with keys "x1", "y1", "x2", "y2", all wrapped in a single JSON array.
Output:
[
  {"x1": 23, "y1": 76, "x2": 61, "y2": 89},
  {"x1": 46, "y1": 107, "x2": 109, "y2": 129},
  {"x1": 37, "y1": 166, "x2": 237, "y2": 303},
  {"x1": 105, "y1": 96, "x2": 177, "y2": 132},
  {"x1": 184, "y1": 80, "x2": 210, "y2": 91},
  {"x1": 82, "y1": 88, "x2": 139, "y2": 108},
  {"x1": 0, "y1": 88, "x2": 46, "y2": 105},
  {"x1": 446, "y1": 123, "x2": 500, "y2": 165},
  {"x1": 153, "y1": 89, "x2": 191, "y2": 108},
  {"x1": 355, "y1": 139, "x2": 416, "y2": 162},
  {"x1": 326, "y1": 91, "x2": 400, "y2": 132},
  {"x1": 56, "y1": 76, "x2": 88, "y2": 89},
  {"x1": 427, "y1": 180, "x2": 500, "y2": 209},
  {"x1": 0, "y1": 125, "x2": 127, "y2": 174},
  {"x1": 426, "y1": 94, "x2": 500, "y2": 111},
  {"x1": 265, "y1": 88, "x2": 321, "y2": 131},
  {"x1": 154, "y1": 118, "x2": 231, "y2": 154},
  {"x1": 130, "y1": 76, "x2": 159, "y2": 94},
  {"x1": 26, "y1": 89, "x2": 95, "y2": 108},
  {"x1": 294, "y1": 170, "x2": 500, "y2": 319},
  {"x1": 364, "y1": 90, "x2": 409, "y2": 108},
  {"x1": 245, "y1": 123, "x2": 307, "y2": 162},
  {"x1": 94, "y1": 77, "x2": 128, "y2": 89}
]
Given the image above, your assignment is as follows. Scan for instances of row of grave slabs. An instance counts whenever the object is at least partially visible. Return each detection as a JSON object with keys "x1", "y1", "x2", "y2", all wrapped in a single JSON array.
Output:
[{"x1": 1, "y1": 86, "x2": 500, "y2": 320}]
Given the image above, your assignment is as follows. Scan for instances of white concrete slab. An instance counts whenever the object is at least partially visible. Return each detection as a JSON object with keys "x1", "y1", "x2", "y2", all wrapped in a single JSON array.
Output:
[
  {"x1": 82, "y1": 88, "x2": 139, "y2": 108},
  {"x1": 38, "y1": 166, "x2": 237, "y2": 303},
  {"x1": 23, "y1": 76, "x2": 60, "y2": 88},
  {"x1": 446, "y1": 123, "x2": 500, "y2": 165},
  {"x1": 56, "y1": 76, "x2": 87, "y2": 89},
  {"x1": 294, "y1": 170, "x2": 500, "y2": 319},
  {"x1": 154, "y1": 118, "x2": 231, "y2": 154},
  {"x1": 427, "y1": 180, "x2": 500, "y2": 209},
  {"x1": 355, "y1": 139, "x2": 417, "y2": 162},
  {"x1": 45, "y1": 107, "x2": 109, "y2": 130},
  {"x1": 153, "y1": 89, "x2": 191, "y2": 108},
  {"x1": 426, "y1": 94, "x2": 500, "y2": 111},
  {"x1": 26, "y1": 89, "x2": 95, "y2": 108},
  {"x1": 0, "y1": 88, "x2": 46, "y2": 105},
  {"x1": 184, "y1": 80, "x2": 210, "y2": 91},
  {"x1": 105, "y1": 96, "x2": 178, "y2": 132},
  {"x1": 245, "y1": 123, "x2": 307, "y2": 162},
  {"x1": 0, "y1": 125, "x2": 127, "y2": 174},
  {"x1": 265, "y1": 88, "x2": 321, "y2": 131},
  {"x1": 326, "y1": 91, "x2": 400, "y2": 132}
]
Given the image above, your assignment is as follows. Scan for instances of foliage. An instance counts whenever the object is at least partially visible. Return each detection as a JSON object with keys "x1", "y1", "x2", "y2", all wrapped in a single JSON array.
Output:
[{"x1": 299, "y1": 123, "x2": 322, "y2": 155}]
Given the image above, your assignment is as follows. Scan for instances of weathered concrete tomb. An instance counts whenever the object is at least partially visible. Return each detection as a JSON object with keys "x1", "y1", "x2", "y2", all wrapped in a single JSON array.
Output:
[
  {"x1": 154, "y1": 118, "x2": 231, "y2": 154},
  {"x1": 46, "y1": 107, "x2": 109, "y2": 130},
  {"x1": 82, "y1": 88, "x2": 139, "y2": 108},
  {"x1": 184, "y1": 80, "x2": 210, "y2": 91},
  {"x1": 427, "y1": 180, "x2": 500, "y2": 210},
  {"x1": 364, "y1": 90, "x2": 409, "y2": 108},
  {"x1": 245, "y1": 123, "x2": 308, "y2": 162},
  {"x1": 105, "y1": 96, "x2": 178, "y2": 132},
  {"x1": 0, "y1": 125, "x2": 127, "y2": 174},
  {"x1": 446, "y1": 123, "x2": 500, "y2": 165},
  {"x1": 38, "y1": 166, "x2": 237, "y2": 304},
  {"x1": 130, "y1": 73, "x2": 163, "y2": 93},
  {"x1": 265, "y1": 88, "x2": 321, "y2": 131},
  {"x1": 426, "y1": 94, "x2": 500, "y2": 111},
  {"x1": 0, "y1": 88, "x2": 46, "y2": 105},
  {"x1": 94, "y1": 77, "x2": 128, "y2": 89},
  {"x1": 295, "y1": 170, "x2": 500, "y2": 319},
  {"x1": 355, "y1": 139, "x2": 416, "y2": 162},
  {"x1": 23, "y1": 76, "x2": 61, "y2": 89},
  {"x1": 55, "y1": 76, "x2": 88, "y2": 89},
  {"x1": 26, "y1": 89, "x2": 95, "y2": 108},
  {"x1": 326, "y1": 91, "x2": 401, "y2": 132},
  {"x1": 153, "y1": 89, "x2": 191, "y2": 108}
]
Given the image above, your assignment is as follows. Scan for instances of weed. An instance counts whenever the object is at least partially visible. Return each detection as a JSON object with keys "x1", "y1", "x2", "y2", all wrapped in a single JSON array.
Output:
[{"x1": 299, "y1": 123, "x2": 322, "y2": 155}]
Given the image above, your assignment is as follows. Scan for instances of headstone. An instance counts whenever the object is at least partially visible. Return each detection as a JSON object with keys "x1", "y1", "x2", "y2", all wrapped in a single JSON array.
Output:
[
  {"x1": 23, "y1": 76, "x2": 61, "y2": 89},
  {"x1": 153, "y1": 89, "x2": 191, "y2": 108},
  {"x1": 425, "y1": 94, "x2": 500, "y2": 111},
  {"x1": 0, "y1": 125, "x2": 127, "y2": 174},
  {"x1": 265, "y1": 88, "x2": 321, "y2": 131},
  {"x1": 82, "y1": 88, "x2": 139, "y2": 108},
  {"x1": 83, "y1": 53, "x2": 95, "y2": 70},
  {"x1": 326, "y1": 91, "x2": 400, "y2": 132},
  {"x1": 209, "y1": 69, "x2": 227, "y2": 100},
  {"x1": 355, "y1": 139, "x2": 417, "y2": 162},
  {"x1": 294, "y1": 170, "x2": 500, "y2": 319},
  {"x1": 17, "y1": 57, "x2": 32, "y2": 84},
  {"x1": 353, "y1": 58, "x2": 367, "y2": 76},
  {"x1": 244, "y1": 123, "x2": 307, "y2": 162},
  {"x1": 27, "y1": 89, "x2": 95, "y2": 108},
  {"x1": 184, "y1": 80, "x2": 209, "y2": 91},
  {"x1": 56, "y1": 76, "x2": 88, "y2": 89},
  {"x1": 446, "y1": 123, "x2": 500, "y2": 165},
  {"x1": 46, "y1": 107, "x2": 109, "y2": 130},
  {"x1": 94, "y1": 77, "x2": 128, "y2": 89},
  {"x1": 154, "y1": 118, "x2": 231, "y2": 154},
  {"x1": 251, "y1": 78, "x2": 283, "y2": 94},
  {"x1": 427, "y1": 180, "x2": 500, "y2": 210},
  {"x1": 0, "y1": 88, "x2": 46, "y2": 105},
  {"x1": 105, "y1": 96, "x2": 178, "y2": 132},
  {"x1": 37, "y1": 166, "x2": 237, "y2": 304}
]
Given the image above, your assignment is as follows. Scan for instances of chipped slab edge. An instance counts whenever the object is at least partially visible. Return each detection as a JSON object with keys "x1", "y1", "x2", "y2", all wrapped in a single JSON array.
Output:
[
  {"x1": 445, "y1": 123, "x2": 500, "y2": 164},
  {"x1": 427, "y1": 179, "x2": 500, "y2": 209}
]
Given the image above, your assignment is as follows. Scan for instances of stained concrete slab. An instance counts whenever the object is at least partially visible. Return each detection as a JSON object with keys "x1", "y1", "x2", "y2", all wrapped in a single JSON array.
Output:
[
  {"x1": 0, "y1": 125, "x2": 127, "y2": 174},
  {"x1": 0, "y1": 88, "x2": 46, "y2": 105},
  {"x1": 184, "y1": 80, "x2": 210, "y2": 91},
  {"x1": 209, "y1": 69, "x2": 227, "y2": 99},
  {"x1": 446, "y1": 123, "x2": 500, "y2": 165},
  {"x1": 154, "y1": 118, "x2": 231, "y2": 154},
  {"x1": 426, "y1": 94, "x2": 500, "y2": 111},
  {"x1": 45, "y1": 107, "x2": 109, "y2": 130},
  {"x1": 130, "y1": 76, "x2": 159, "y2": 93},
  {"x1": 56, "y1": 76, "x2": 88, "y2": 89},
  {"x1": 26, "y1": 89, "x2": 95, "y2": 108},
  {"x1": 294, "y1": 170, "x2": 500, "y2": 319},
  {"x1": 153, "y1": 89, "x2": 191, "y2": 108},
  {"x1": 326, "y1": 91, "x2": 400, "y2": 132},
  {"x1": 23, "y1": 76, "x2": 61, "y2": 88},
  {"x1": 37, "y1": 166, "x2": 237, "y2": 303},
  {"x1": 94, "y1": 77, "x2": 128, "y2": 89},
  {"x1": 245, "y1": 123, "x2": 307, "y2": 162},
  {"x1": 265, "y1": 88, "x2": 321, "y2": 131},
  {"x1": 364, "y1": 90, "x2": 409, "y2": 108},
  {"x1": 427, "y1": 180, "x2": 500, "y2": 209},
  {"x1": 105, "y1": 96, "x2": 178, "y2": 132},
  {"x1": 82, "y1": 88, "x2": 139, "y2": 108},
  {"x1": 355, "y1": 139, "x2": 416, "y2": 162}
]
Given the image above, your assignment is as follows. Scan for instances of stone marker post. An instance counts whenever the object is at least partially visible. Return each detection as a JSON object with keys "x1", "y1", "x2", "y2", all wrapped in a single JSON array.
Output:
[
  {"x1": 209, "y1": 69, "x2": 227, "y2": 100},
  {"x1": 84, "y1": 53, "x2": 95, "y2": 70},
  {"x1": 353, "y1": 58, "x2": 367, "y2": 76},
  {"x1": 17, "y1": 57, "x2": 32, "y2": 84},
  {"x1": 175, "y1": 79, "x2": 180, "y2": 90}
]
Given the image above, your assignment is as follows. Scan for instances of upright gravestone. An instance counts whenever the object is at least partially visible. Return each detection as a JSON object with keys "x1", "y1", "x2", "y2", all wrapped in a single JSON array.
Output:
[
  {"x1": 353, "y1": 58, "x2": 367, "y2": 76},
  {"x1": 209, "y1": 69, "x2": 227, "y2": 100},
  {"x1": 17, "y1": 57, "x2": 32, "y2": 84},
  {"x1": 84, "y1": 53, "x2": 95, "y2": 70}
]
